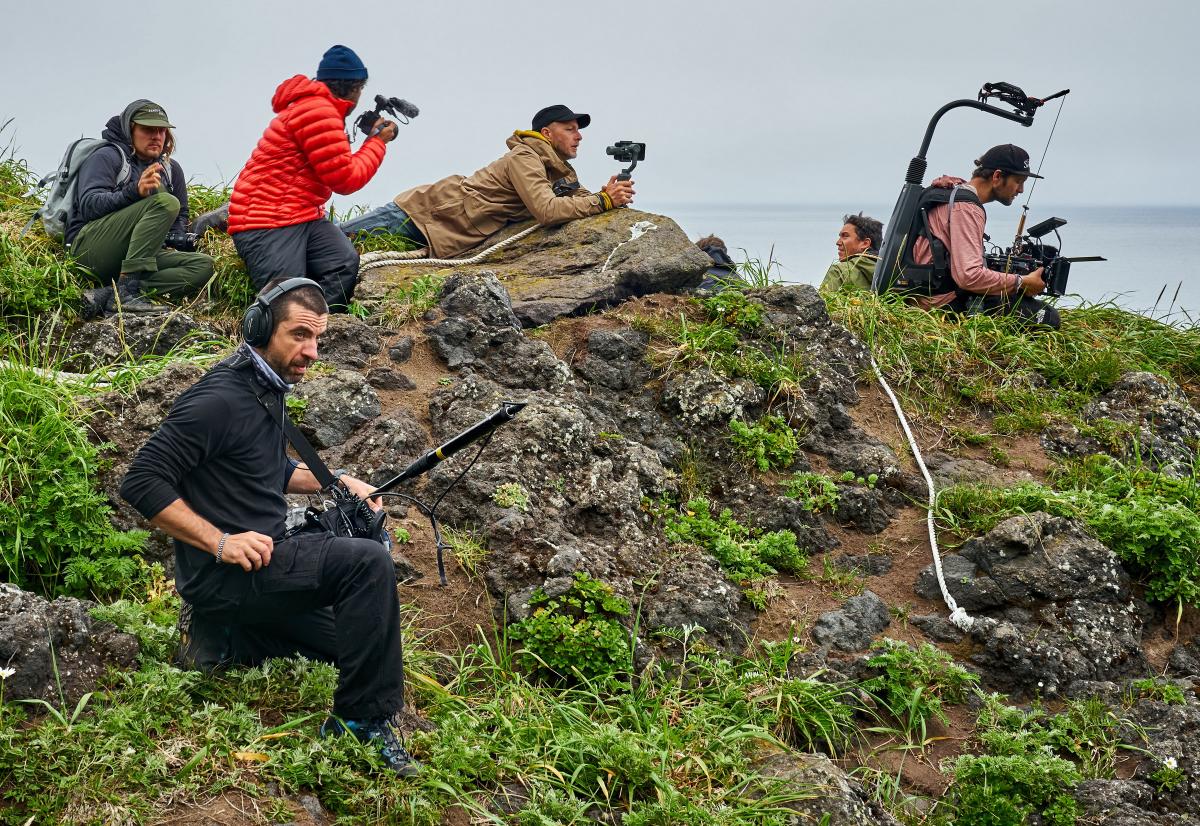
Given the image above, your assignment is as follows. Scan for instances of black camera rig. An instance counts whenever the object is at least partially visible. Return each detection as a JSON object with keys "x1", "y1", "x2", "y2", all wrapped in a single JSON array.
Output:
[
  {"x1": 983, "y1": 216, "x2": 1105, "y2": 297},
  {"x1": 873, "y1": 81, "x2": 1070, "y2": 294},
  {"x1": 606, "y1": 140, "x2": 645, "y2": 181},
  {"x1": 354, "y1": 94, "x2": 420, "y2": 138}
]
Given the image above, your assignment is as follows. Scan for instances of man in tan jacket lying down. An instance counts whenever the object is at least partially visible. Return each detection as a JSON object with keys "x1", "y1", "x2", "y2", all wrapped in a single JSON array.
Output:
[{"x1": 339, "y1": 104, "x2": 636, "y2": 258}]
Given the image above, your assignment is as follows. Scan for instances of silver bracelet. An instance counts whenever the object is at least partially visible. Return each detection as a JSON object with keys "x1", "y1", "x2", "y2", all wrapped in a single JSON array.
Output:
[{"x1": 215, "y1": 532, "x2": 229, "y2": 564}]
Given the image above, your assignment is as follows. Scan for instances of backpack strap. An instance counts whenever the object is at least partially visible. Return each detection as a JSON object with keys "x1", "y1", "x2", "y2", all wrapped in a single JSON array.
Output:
[{"x1": 256, "y1": 392, "x2": 339, "y2": 491}]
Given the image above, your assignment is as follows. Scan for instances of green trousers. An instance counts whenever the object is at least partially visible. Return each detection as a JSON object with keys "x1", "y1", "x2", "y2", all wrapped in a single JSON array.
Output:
[{"x1": 71, "y1": 191, "x2": 214, "y2": 299}]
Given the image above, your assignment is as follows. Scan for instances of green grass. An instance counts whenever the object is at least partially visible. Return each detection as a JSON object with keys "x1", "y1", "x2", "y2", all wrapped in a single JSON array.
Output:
[
  {"x1": 826, "y1": 290, "x2": 1200, "y2": 431},
  {"x1": 934, "y1": 453, "x2": 1200, "y2": 608},
  {"x1": 0, "y1": 622, "x2": 879, "y2": 824},
  {"x1": 0, "y1": 337, "x2": 149, "y2": 598}
]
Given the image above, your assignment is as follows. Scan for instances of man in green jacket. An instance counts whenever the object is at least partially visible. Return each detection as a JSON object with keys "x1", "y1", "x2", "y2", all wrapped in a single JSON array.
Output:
[
  {"x1": 340, "y1": 105, "x2": 635, "y2": 258},
  {"x1": 819, "y1": 213, "x2": 882, "y2": 296}
]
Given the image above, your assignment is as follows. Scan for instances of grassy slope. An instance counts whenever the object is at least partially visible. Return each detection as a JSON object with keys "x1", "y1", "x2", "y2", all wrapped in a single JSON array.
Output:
[{"x1": 1, "y1": 147, "x2": 1198, "y2": 824}]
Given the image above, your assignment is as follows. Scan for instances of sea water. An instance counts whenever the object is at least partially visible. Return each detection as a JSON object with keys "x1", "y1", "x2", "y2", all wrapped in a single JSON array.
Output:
[{"x1": 652, "y1": 202, "x2": 1199, "y2": 321}]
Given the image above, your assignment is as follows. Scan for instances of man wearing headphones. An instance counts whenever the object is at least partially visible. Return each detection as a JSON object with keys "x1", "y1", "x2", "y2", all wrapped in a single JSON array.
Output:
[{"x1": 120, "y1": 277, "x2": 418, "y2": 777}]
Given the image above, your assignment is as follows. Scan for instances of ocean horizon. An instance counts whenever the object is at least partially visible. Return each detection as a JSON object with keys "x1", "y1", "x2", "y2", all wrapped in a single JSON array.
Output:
[{"x1": 647, "y1": 201, "x2": 1199, "y2": 322}]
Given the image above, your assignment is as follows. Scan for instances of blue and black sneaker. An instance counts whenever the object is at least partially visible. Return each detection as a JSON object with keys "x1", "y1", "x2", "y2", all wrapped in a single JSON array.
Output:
[{"x1": 320, "y1": 715, "x2": 420, "y2": 777}]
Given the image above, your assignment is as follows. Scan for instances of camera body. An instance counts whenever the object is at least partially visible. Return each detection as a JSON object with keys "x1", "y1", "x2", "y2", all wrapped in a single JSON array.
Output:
[
  {"x1": 354, "y1": 94, "x2": 420, "y2": 137},
  {"x1": 982, "y1": 216, "x2": 1102, "y2": 298},
  {"x1": 984, "y1": 243, "x2": 1072, "y2": 297},
  {"x1": 164, "y1": 231, "x2": 198, "y2": 253},
  {"x1": 606, "y1": 140, "x2": 646, "y2": 164},
  {"x1": 606, "y1": 140, "x2": 645, "y2": 181}
]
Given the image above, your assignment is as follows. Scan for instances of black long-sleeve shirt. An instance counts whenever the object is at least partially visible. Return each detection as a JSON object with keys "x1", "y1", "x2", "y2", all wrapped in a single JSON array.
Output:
[{"x1": 120, "y1": 349, "x2": 295, "y2": 611}]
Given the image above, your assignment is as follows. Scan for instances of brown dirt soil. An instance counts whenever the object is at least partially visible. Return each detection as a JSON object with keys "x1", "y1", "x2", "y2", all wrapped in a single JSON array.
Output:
[{"x1": 150, "y1": 790, "x2": 319, "y2": 826}]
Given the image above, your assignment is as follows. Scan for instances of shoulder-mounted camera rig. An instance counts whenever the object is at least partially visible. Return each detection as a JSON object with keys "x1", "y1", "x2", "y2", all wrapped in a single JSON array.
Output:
[
  {"x1": 354, "y1": 94, "x2": 420, "y2": 138},
  {"x1": 606, "y1": 140, "x2": 645, "y2": 181},
  {"x1": 872, "y1": 81, "x2": 1078, "y2": 295}
]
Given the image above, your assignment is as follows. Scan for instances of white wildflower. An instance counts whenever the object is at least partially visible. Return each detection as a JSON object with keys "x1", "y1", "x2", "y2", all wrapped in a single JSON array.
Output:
[
  {"x1": 1164, "y1": 757, "x2": 1179, "y2": 770},
  {"x1": 0, "y1": 667, "x2": 15, "y2": 680}
]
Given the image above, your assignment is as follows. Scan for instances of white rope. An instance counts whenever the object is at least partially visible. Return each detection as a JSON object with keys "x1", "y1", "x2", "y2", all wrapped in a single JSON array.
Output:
[
  {"x1": 869, "y1": 354, "x2": 975, "y2": 632},
  {"x1": 357, "y1": 224, "x2": 541, "y2": 274},
  {"x1": 0, "y1": 359, "x2": 102, "y2": 385}
]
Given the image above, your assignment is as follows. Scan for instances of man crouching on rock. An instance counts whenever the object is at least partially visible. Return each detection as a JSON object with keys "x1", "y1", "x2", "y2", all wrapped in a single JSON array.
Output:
[
  {"x1": 119, "y1": 277, "x2": 418, "y2": 777},
  {"x1": 339, "y1": 104, "x2": 636, "y2": 257}
]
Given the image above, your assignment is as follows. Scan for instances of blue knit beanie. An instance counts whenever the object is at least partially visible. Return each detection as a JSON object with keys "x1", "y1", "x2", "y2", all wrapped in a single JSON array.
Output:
[{"x1": 316, "y1": 45, "x2": 368, "y2": 81}]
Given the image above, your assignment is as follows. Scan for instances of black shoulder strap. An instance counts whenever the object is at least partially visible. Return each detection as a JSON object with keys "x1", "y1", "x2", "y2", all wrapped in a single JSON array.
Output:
[{"x1": 257, "y1": 393, "x2": 338, "y2": 491}]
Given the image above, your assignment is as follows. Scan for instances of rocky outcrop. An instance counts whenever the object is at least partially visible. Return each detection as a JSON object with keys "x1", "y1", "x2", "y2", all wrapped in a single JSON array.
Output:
[
  {"x1": 915, "y1": 513, "x2": 1147, "y2": 696},
  {"x1": 812, "y1": 590, "x2": 891, "y2": 652},
  {"x1": 357, "y1": 209, "x2": 712, "y2": 328},
  {"x1": 63, "y1": 311, "x2": 225, "y2": 373},
  {"x1": 0, "y1": 584, "x2": 139, "y2": 704},
  {"x1": 755, "y1": 753, "x2": 901, "y2": 825},
  {"x1": 1042, "y1": 371, "x2": 1200, "y2": 476}
]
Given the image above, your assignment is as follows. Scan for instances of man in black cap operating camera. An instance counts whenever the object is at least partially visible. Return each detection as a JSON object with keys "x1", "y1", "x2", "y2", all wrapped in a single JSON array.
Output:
[
  {"x1": 339, "y1": 104, "x2": 635, "y2": 258},
  {"x1": 911, "y1": 143, "x2": 1060, "y2": 329}
]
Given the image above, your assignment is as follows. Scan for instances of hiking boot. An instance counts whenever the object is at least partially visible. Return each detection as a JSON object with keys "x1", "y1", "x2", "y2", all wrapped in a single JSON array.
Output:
[
  {"x1": 320, "y1": 715, "x2": 421, "y2": 777},
  {"x1": 191, "y1": 202, "x2": 230, "y2": 238},
  {"x1": 79, "y1": 285, "x2": 114, "y2": 320},
  {"x1": 106, "y1": 277, "x2": 165, "y2": 315},
  {"x1": 173, "y1": 600, "x2": 233, "y2": 674}
]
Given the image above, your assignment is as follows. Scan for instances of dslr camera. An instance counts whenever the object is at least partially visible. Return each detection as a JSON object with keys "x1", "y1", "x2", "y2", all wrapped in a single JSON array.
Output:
[
  {"x1": 983, "y1": 216, "x2": 1104, "y2": 297},
  {"x1": 606, "y1": 140, "x2": 645, "y2": 181},
  {"x1": 164, "y1": 231, "x2": 199, "y2": 252}
]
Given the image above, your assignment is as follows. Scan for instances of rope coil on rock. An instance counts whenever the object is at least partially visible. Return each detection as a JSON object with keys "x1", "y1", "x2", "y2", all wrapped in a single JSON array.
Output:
[
  {"x1": 357, "y1": 224, "x2": 541, "y2": 274},
  {"x1": 869, "y1": 354, "x2": 975, "y2": 632}
]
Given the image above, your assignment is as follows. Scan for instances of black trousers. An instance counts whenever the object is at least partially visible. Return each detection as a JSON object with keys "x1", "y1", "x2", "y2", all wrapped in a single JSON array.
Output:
[
  {"x1": 232, "y1": 219, "x2": 360, "y2": 312},
  {"x1": 221, "y1": 532, "x2": 405, "y2": 720},
  {"x1": 946, "y1": 291, "x2": 1061, "y2": 330}
]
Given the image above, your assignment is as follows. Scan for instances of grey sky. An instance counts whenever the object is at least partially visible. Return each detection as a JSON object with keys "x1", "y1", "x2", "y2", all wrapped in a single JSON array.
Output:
[{"x1": 3, "y1": 0, "x2": 1197, "y2": 215}]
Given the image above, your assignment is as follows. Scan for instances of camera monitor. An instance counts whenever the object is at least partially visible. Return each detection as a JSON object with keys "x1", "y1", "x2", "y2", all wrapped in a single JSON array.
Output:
[{"x1": 1026, "y1": 216, "x2": 1068, "y2": 239}]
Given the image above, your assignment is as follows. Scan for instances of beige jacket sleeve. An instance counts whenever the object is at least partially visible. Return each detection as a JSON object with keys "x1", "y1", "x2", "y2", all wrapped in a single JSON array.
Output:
[{"x1": 508, "y1": 147, "x2": 611, "y2": 227}]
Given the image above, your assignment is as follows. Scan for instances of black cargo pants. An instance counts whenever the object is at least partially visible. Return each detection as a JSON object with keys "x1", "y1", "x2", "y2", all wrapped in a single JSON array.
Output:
[
  {"x1": 208, "y1": 531, "x2": 405, "y2": 720},
  {"x1": 232, "y1": 218, "x2": 360, "y2": 312}
]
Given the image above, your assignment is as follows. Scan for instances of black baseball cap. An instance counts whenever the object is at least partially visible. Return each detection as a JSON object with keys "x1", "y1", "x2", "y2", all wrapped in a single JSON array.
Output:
[
  {"x1": 532, "y1": 104, "x2": 591, "y2": 132},
  {"x1": 975, "y1": 144, "x2": 1043, "y2": 179}
]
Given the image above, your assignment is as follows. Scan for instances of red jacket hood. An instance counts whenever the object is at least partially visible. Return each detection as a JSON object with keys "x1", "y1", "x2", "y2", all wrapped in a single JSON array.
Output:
[{"x1": 271, "y1": 75, "x2": 354, "y2": 118}]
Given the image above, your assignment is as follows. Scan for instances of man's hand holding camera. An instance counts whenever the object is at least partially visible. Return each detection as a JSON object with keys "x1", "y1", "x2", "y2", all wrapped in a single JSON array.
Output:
[
  {"x1": 602, "y1": 176, "x2": 635, "y2": 207},
  {"x1": 371, "y1": 120, "x2": 399, "y2": 143},
  {"x1": 1020, "y1": 267, "x2": 1047, "y2": 295}
]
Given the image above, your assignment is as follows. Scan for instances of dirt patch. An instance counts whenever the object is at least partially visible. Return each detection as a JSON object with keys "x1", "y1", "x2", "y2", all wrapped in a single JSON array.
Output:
[{"x1": 150, "y1": 790, "x2": 322, "y2": 826}]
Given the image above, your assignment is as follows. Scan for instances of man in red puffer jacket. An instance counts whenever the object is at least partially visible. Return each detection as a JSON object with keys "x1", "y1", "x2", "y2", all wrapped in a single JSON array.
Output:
[{"x1": 228, "y1": 45, "x2": 397, "y2": 312}]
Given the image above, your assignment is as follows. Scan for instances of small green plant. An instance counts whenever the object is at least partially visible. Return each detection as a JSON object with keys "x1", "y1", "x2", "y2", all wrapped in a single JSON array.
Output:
[
  {"x1": 838, "y1": 470, "x2": 878, "y2": 488},
  {"x1": 442, "y1": 526, "x2": 488, "y2": 576},
  {"x1": 701, "y1": 287, "x2": 763, "y2": 332},
  {"x1": 284, "y1": 395, "x2": 308, "y2": 424},
  {"x1": 940, "y1": 753, "x2": 1081, "y2": 826},
  {"x1": 735, "y1": 247, "x2": 782, "y2": 288},
  {"x1": 783, "y1": 471, "x2": 840, "y2": 512},
  {"x1": 807, "y1": 556, "x2": 865, "y2": 599},
  {"x1": 664, "y1": 498, "x2": 807, "y2": 596},
  {"x1": 492, "y1": 482, "x2": 531, "y2": 512},
  {"x1": 862, "y1": 639, "x2": 978, "y2": 729},
  {"x1": 1126, "y1": 677, "x2": 1187, "y2": 705},
  {"x1": 381, "y1": 273, "x2": 446, "y2": 325},
  {"x1": 509, "y1": 572, "x2": 632, "y2": 683},
  {"x1": 729, "y1": 415, "x2": 798, "y2": 472},
  {"x1": 1150, "y1": 757, "x2": 1185, "y2": 792}
]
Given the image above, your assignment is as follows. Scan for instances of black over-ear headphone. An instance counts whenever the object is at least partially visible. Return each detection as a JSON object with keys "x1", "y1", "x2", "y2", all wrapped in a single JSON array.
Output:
[{"x1": 242, "y1": 277, "x2": 324, "y2": 347}]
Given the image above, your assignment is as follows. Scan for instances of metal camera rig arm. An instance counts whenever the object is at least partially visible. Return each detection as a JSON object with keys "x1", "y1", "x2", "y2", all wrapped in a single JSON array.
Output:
[
  {"x1": 368, "y1": 401, "x2": 527, "y2": 585},
  {"x1": 872, "y1": 82, "x2": 1069, "y2": 292}
]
